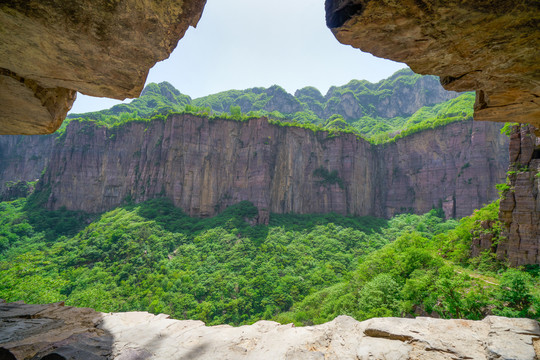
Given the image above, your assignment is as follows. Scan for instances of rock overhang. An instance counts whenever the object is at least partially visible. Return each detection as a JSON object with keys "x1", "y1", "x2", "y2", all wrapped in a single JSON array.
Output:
[
  {"x1": 1, "y1": 0, "x2": 538, "y2": 135},
  {"x1": 325, "y1": 0, "x2": 540, "y2": 131},
  {"x1": 0, "y1": 0, "x2": 207, "y2": 134}
]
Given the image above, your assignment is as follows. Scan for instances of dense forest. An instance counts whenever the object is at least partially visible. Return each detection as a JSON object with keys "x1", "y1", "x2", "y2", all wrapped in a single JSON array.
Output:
[
  {"x1": 1, "y1": 193, "x2": 538, "y2": 325},
  {"x1": 65, "y1": 69, "x2": 474, "y2": 144}
]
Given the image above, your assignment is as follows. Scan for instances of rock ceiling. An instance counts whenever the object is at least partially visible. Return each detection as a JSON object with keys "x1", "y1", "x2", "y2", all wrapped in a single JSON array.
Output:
[
  {"x1": 0, "y1": 0, "x2": 206, "y2": 134},
  {"x1": 0, "y1": 0, "x2": 538, "y2": 134},
  {"x1": 325, "y1": 0, "x2": 540, "y2": 130}
]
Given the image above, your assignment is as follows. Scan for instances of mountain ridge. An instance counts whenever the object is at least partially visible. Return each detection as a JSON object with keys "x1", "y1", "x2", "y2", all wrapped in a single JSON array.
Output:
[{"x1": 66, "y1": 69, "x2": 466, "y2": 144}]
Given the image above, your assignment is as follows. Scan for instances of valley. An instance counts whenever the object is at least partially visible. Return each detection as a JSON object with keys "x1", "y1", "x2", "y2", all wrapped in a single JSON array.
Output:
[
  {"x1": 0, "y1": 71, "x2": 536, "y2": 329},
  {"x1": 0, "y1": 0, "x2": 538, "y2": 358}
]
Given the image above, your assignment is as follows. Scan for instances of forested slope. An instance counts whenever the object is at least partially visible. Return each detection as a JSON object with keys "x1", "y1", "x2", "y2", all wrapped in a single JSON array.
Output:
[{"x1": 1, "y1": 196, "x2": 537, "y2": 325}]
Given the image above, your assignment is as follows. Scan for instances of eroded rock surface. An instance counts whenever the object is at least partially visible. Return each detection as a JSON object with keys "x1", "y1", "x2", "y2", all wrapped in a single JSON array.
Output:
[
  {"x1": 1, "y1": 300, "x2": 538, "y2": 360},
  {"x1": 325, "y1": 0, "x2": 540, "y2": 128},
  {"x1": 0, "y1": 0, "x2": 206, "y2": 134},
  {"x1": 499, "y1": 124, "x2": 540, "y2": 266},
  {"x1": 0, "y1": 69, "x2": 77, "y2": 135},
  {"x1": 0, "y1": 134, "x2": 54, "y2": 193}
]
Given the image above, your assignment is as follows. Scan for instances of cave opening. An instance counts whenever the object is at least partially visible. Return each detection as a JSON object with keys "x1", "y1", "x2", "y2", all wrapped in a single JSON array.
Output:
[
  {"x1": 0, "y1": 348, "x2": 17, "y2": 360},
  {"x1": 531, "y1": 146, "x2": 540, "y2": 160},
  {"x1": 40, "y1": 355, "x2": 66, "y2": 360}
]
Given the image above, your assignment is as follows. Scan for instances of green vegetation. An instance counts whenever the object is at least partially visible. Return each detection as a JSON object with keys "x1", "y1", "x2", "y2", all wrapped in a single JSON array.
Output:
[
  {"x1": 1, "y1": 194, "x2": 537, "y2": 325},
  {"x1": 313, "y1": 167, "x2": 344, "y2": 189},
  {"x1": 3, "y1": 69, "x2": 528, "y2": 325},
  {"x1": 276, "y1": 201, "x2": 538, "y2": 325},
  {"x1": 63, "y1": 69, "x2": 475, "y2": 144},
  {"x1": 0, "y1": 198, "x2": 389, "y2": 324},
  {"x1": 359, "y1": 92, "x2": 474, "y2": 144}
]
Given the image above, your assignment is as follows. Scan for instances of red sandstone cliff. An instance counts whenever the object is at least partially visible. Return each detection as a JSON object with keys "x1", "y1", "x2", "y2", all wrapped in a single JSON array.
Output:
[
  {"x1": 40, "y1": 116, "x2": 378, "y2": 223},
  {"x1": 0, "y1": 134, "x2": 54, "y2": 193},
  {"x1": 32, "y1": 115, "x2": 508, "y2": 224},
  {"x1": 382, "y1": 121, "x2": 509, "y2": 219}
]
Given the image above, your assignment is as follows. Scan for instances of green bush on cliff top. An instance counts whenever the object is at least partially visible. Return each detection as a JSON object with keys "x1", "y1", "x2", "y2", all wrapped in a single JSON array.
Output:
[{"x1": 65, "y1": 69, "x2": 475, "y2": 144}]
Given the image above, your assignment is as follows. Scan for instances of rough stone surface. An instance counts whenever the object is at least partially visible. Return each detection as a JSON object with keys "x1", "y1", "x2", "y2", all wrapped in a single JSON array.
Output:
[
  {"x1": 21, "y1": 115, "x2": 508, "y2": 221},
  {"x1": 0, "y1": 69, "x2": 77, "y2": 135},
  {"x1": 498, "y1": 124, "x2": 540, "y2": 266},
  {"x1": 0, "y1": 134, "x2": 54, "y2": 193},
  {"x1": 381, "y1": 120, "x2": 508, "y2": 218},
  {"x1": 0, "y1": 0, "x2": 206, "y2": 134},
  {"x1": 325, "y1": 0, "x2": 540, "y2": 128},
  {"x1": 0, "y1": 301, "x2": 538, "y2": 360}
]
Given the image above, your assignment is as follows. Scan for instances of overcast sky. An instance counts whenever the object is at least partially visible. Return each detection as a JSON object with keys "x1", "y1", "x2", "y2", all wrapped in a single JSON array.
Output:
[{"x1": 69, "y1": 0, "x2": 406, "y2": 114}]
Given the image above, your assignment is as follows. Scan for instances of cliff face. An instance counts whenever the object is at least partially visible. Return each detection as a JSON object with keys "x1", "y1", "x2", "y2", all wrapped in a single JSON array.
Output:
[
  {"x1": 499, "y1": 125, "x2": 540, "y2": 266},
  {"x1": 41, "y1": 116, "x2": 379, "y2": 223},
  {"x1": 35, "y1": 115, "x2": 508, "y2": 223},
  {"x1": 0, "y1": 134, "x2": 54, "y2": 193},
  {"x1": 382, "y1": 121, "x2": 509, "y2": 219}
]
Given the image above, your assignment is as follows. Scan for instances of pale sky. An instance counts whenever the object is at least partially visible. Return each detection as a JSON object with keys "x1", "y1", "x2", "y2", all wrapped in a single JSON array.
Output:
[{"x1": 69, "y1": 0, "x2": 407, "y2": 114}]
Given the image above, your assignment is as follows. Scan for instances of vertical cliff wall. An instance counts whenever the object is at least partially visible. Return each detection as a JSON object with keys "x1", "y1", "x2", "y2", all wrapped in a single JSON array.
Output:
[
  {"x1": 28, "y1": 115, "x2": 508, "y2": 224},
  {"x1": 0, "y1": 135, "x2": 54, "y2": 193},
  {"x1": 499, "y1": 125, "x2": 540, "y2": 266},
  {"x1": 381, "y1": 121, "x2": 509, "y2": 218},
  {"x1": 39, "y1": 116, "x2": 379, "y2": 222}
]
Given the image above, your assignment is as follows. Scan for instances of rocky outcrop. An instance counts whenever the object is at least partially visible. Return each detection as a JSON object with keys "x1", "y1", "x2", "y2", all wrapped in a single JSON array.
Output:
[
  {"x1": 323, "y1": 72, "x2": 459, "y2": 120},
  {"x1": 1, "y1": 300, "x2": 539, "y2": 360},
  {"x1": 499, "y1": 124, "x2": 540, "y2": 266},
  {"x1": 0, "y1": 0, "x2": 207, "y2": 134},
  {"x1": 325, "y1": 0, "x2": 540, "y2": 129},
  {"x1": 0, "y1": 134, "x2": 54, "y2": 192},
  {"x1": 0, "y1": 69, "x2": 77, "y2": 135},
  {"x1": 32, "y1": 115, "x2": 508, "y2": 223}
]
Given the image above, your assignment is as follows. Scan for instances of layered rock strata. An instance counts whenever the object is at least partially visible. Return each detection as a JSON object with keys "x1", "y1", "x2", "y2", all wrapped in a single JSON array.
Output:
[
  {"x1": 499, "y1": 124, "x2": 540, "y2": 266},
  {"x1": 325, "y1": 0, "x2": 540, "y2": 128},
  {"x1": 0, "y1": 0, "x2": 206, "y2": 134},
  {"x1": 31, "y1": 115, "x2": 508, "y2": 223},
  {"x1": 1, "y1": 300, "x2": 539, "y2": 360}
]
